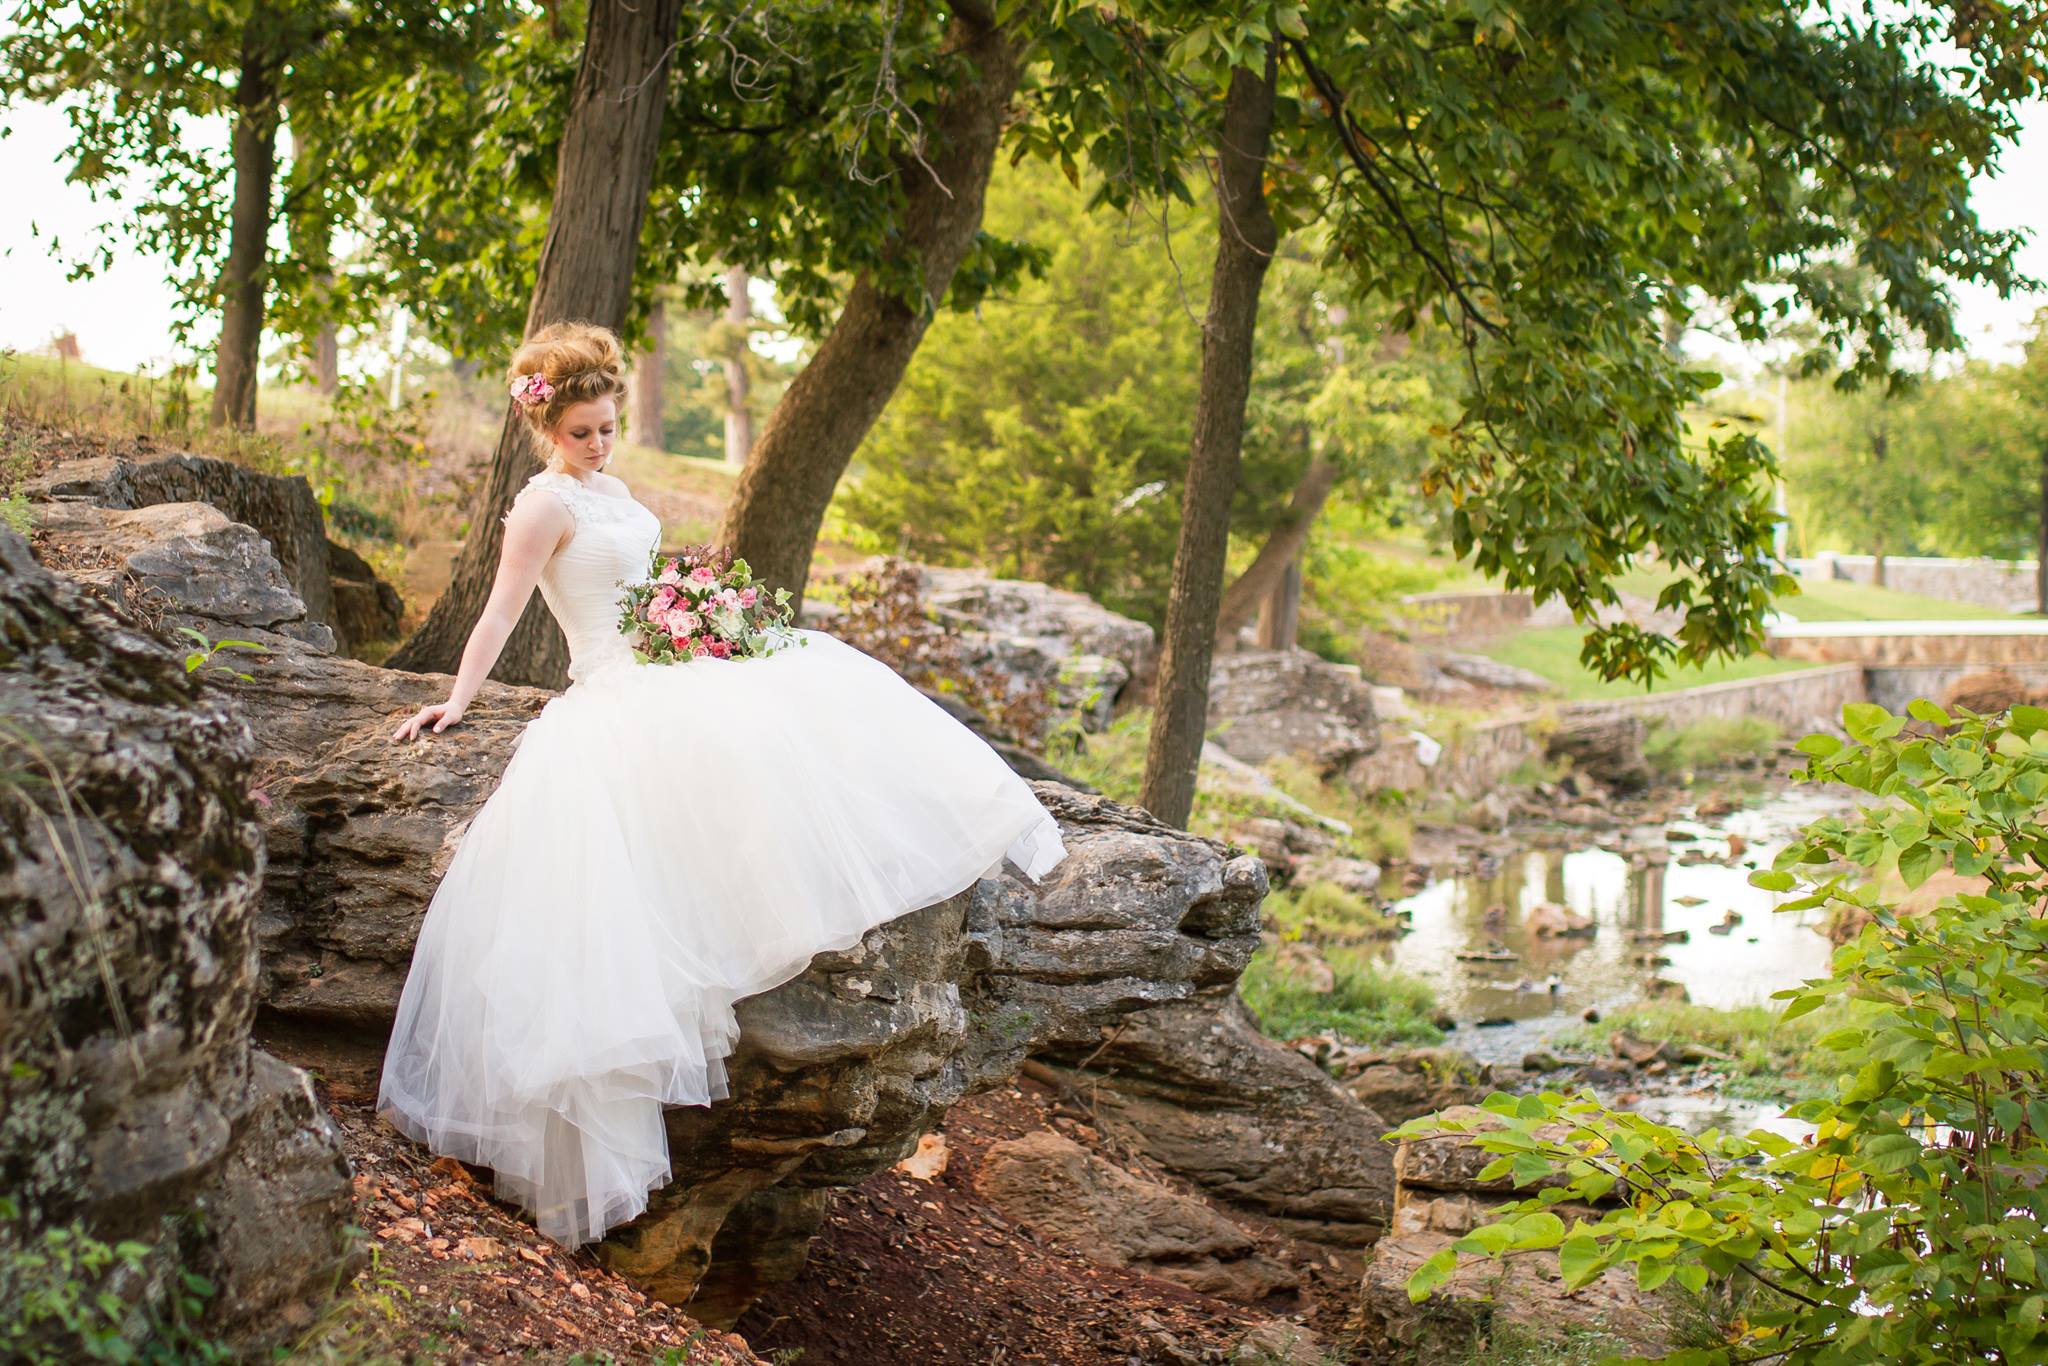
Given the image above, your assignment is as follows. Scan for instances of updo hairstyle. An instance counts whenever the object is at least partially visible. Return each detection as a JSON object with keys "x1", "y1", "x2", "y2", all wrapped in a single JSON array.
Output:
[{"x1": 506, "y1": 320, "x2": 630, "y2": 440}]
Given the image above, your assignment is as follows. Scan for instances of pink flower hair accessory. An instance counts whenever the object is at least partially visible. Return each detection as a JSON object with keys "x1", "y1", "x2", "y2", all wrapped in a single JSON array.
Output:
[{"x1": 510, "y1": 372, "x2": 555, "y2": 408}]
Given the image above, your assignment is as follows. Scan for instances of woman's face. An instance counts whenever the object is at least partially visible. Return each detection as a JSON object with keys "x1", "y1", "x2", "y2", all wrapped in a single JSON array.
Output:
[{"x1": 548, "y1": 397, "x2": 617, "y2": 474}]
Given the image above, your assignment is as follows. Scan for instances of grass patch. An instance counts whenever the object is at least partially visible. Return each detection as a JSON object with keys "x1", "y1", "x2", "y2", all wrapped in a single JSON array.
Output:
[
  {"x1": 1483, "y1": 626, "x2": 1819, "y2": 701},
  {"x1": 1238, "y1": 943, "x2": 1442, "y2": 1047},
  {"x1": 1644, "y1": 715, "x2": 1782, "y2": 777},
  {"x1": 1554, "y1": 1000, "x2": 1843, "y2": 1104},
  {"x1": 1262, "y1": 880, "x2": 1398, "y2": 942}
]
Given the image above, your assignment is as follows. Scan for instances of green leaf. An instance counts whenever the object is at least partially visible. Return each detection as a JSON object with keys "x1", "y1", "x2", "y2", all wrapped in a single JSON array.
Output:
[
  {"x1": 1859, "y1": 1132, "x2": 1924, "y2": 1174},
  {"x1": 1406, "y1": 1247, "x2": 1460, "y2": 1303},
  {"x1": 1557, "y1": 1235, "x2": 1606, "y2": 1289},
  {"x1": 2009, "y1": 705, "x2": 2048, "y2": 737},
  {"x1": 1749, "y1": 869, "x2": 1797, "y2": 892},
  {"x1": 1897, "y1": 842, "x2": 1942, "y2": 888},
  {"x1": 1842, "y1": 702, "x2": 1892, "y2": 742},
  {"x1": 1907, "y1": 699, "x2": 1952, "y2": 727}
]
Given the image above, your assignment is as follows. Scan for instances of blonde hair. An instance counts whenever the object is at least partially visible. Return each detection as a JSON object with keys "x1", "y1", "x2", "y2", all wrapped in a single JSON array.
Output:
[{"x1": 507, "y1": 321, "x2": 630, "y2": 461}]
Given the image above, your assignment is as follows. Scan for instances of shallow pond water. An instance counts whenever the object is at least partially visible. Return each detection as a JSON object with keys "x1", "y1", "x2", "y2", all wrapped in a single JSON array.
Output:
[{"x1": 1375, "y1": 786, "x2": 1861, "y2": 1069}]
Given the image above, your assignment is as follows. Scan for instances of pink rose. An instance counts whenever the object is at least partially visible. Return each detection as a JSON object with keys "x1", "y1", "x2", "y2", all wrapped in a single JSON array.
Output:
[
  {"x1": 689, "y1": 566, "x2": 718, "y2": 584},
  {"x1": 709, "y1": 639, "x2": 733, "y2": 659},
  {"x1": 657, "y1": 565, "x2": 682, "y2": 587},
  {"x1": 674, "y1": 611, "x2": 702, "y2": 635},
  {"x1": 651, "y1": 585, "x2": 678, "y2": 612},
  {"x1": 739, "y1": 586, "x2": 758, "y2": 608}
]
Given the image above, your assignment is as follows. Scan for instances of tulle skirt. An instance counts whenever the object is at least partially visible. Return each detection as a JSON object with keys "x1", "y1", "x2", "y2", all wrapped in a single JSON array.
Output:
[{"x1": 375, "y1": 628, "x2": 1067, "y2": 1247}]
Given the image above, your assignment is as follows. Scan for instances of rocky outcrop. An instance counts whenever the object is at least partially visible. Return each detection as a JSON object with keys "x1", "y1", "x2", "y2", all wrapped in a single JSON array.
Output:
[
  {"x1": 1206, "y1": 649, "x2": 1379, "y2": 772},
  {"x1": 1334, "y1": 1048, "x2": 1493, "y2": 1125},
  {"x1": 24, "y1": 492, "x2": 1311, "y2": 1327},
  {"x1": 1435, "y1": 652, "x2": 1553, "y2": 693},
  {"x1": 1032, "y1": 995, "x2": 1398, "y2": 1249},
  {"x1": 1352, "y1": 1105, "x2": 1671, "y2": 1363},
  {"x1": 325, "y1": 537, "x2": 407, "y2": 651},
  {"x1": 973, "y1": 1129, "x2": 1299, "y2": 1303},
  {"x1": 0, "y1": 529, "x2": 354, "y2": 1355},
  {"x1": 35, "y1": 500, "x2": 340, "y2": 651},
  {"x1": 24, "y1": 451, "x2": 403, "y2": 655},
  {"x1": 914, "y1": 564, "x2": 1157, "y2": 730}
]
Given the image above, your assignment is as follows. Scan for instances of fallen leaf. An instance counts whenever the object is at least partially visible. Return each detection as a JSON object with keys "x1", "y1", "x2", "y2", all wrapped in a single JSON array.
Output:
[{"x1": 894, "y1": 1131, "x2": 950, "y2": 1181}]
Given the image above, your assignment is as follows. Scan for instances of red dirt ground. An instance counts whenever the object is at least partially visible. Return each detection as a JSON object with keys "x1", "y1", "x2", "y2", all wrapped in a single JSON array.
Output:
[{"x1": 733, "y1": 1074, "x2": 1361, "y2": 1366}]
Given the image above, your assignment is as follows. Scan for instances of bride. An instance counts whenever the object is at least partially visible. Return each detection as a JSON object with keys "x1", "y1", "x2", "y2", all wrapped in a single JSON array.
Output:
[{"x1": 377, "y1": 320, "x2": 1068, "y2": 1249}]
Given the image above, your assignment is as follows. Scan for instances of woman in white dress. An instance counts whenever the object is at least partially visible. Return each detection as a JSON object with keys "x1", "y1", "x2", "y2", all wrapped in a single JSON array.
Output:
[{"x1": 378, "y1": 321, "x2": 1068, "y2": 1249}]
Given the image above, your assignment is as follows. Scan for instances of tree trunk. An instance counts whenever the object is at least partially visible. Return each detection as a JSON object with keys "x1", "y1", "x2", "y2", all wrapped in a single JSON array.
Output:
[
  {"x1": 287, "y1": 125, "x2": 341, "y2": 396},
  {"x1": 1138, "y1": 52, "x2": 1280, "y2": 830},
  {"x1": 723, "y1": 265, "x2": 753, "y2": 468},
  {"x1": 209, "y1": 32, "x2": 280, "y2": 430},
  {"x1": 634, "y1": 298, "x2": 666, "y2": 448},
  {"x1": 1212, "y1": 454, "x2": 1339, "y2": 650},
  {"x1": 1254, "y1": 556, "x2": 1302, "y2": 650},
  {"x1": 2038, "y1": 441, "x2": 2047, "y2": 617},
  {"x1": 717, "y1": 3, "x2": 1023, "y2": 610},
  {"x1": 314, "y1": 326, "x2": 339, "y2": 394},
  {"x1": 385, "y1": 0, "x2": 686, "y2": 687}
]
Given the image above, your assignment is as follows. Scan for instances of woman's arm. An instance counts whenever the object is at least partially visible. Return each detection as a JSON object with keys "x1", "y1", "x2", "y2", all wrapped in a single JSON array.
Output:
[{"x1": 393, "y1": 491, "x2": 573, "y2": 742}]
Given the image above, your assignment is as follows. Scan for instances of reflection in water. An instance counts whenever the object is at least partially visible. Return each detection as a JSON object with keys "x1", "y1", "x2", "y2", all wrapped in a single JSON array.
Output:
[{"x1": 1378, "y1": 794, "x2": 1848, "y2": 1029}]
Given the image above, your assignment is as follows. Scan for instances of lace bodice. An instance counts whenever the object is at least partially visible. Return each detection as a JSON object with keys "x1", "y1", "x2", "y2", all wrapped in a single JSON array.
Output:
[{"x1": 513, "y1": 470, "x2": 661, "y2": 683}]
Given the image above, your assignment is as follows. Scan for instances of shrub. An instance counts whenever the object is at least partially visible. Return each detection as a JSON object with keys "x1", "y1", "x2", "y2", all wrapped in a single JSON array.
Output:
[{"x1": 1391, "y1": 697, "x2": 2048, "y2": 1364}]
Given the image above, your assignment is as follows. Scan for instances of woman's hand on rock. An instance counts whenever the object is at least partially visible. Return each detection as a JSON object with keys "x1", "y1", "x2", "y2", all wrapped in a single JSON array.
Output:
[{"x1": 394, "y1": 701, "x2": 464, "y2": 742}]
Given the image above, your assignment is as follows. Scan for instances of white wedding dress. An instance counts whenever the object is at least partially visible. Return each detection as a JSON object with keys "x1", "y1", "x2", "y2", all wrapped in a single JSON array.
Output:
[{"x1": 376, "y1": 469, "x2": 1068, "y2": 1248}]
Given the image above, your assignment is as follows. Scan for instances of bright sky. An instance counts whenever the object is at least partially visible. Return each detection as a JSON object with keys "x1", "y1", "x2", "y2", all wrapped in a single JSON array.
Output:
[{"x1": 1, "y1": 83, "x2": 2043, "y2": 379}]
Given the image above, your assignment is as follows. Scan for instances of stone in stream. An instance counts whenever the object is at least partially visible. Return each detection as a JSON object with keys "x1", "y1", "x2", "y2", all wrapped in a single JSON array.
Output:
[{"x1": 1526, "y1": 899, "x2": 1595, "y2": 937}]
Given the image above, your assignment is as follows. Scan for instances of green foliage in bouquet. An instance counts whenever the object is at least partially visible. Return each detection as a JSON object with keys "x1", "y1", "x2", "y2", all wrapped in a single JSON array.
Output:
[{"x1": 1387, "y1": 698, "x2": 2048, "y2": 1365}]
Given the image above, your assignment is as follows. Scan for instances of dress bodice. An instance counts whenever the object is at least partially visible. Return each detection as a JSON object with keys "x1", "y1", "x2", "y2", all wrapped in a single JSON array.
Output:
[{"x1": 514, "y1": 470, "x2": 662, "y2": 683}]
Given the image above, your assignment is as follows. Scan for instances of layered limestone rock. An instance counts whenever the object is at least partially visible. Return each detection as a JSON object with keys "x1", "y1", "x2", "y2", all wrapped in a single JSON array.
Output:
[
  {"x1": 0, "y1": 528, "x2": 354, "y2": 1354},
  {"x1": 26, "y1": 450, "x2": 403, "y2": 654},
  {"x1": 1204, "y1": 648, "x2": 1380, "y2": 773},
  {"x1": 1353, "y1": 1105, "x2": 1672, "y2": 1362},
  {"x1": 30, "y1": 486, "x2": 1449, "y2": 1338},
  {"x1": 974, "y1": 1129, "x2": 1300, "y2": 1303},
  {"x1": 914, "y1": 563, "x2": 1157, "y2": 731},
  {"x1": 1030, "y1": 995, "x2": 1399, "y2": 1250}
]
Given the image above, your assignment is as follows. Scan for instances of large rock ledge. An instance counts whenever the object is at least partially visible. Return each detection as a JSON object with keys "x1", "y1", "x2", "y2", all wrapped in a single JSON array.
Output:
[{"x1": 22, "y1": 489, "x2": 1408, "y2": 1329}]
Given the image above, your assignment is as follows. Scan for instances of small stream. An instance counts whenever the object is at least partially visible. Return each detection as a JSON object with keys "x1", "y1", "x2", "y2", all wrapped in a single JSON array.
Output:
[{"x1": 1373, "y1": 786, "x2": 1860, "y2": 1086}]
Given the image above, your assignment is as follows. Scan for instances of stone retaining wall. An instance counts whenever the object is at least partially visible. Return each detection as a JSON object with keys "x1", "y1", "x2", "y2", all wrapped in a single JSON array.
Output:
[
  {"x1": 1562, "y1": 663, "x2": 1868, "y2": 739},
  {"x1": 1769, "y1": 624, "x2": 2048, "y2": 667},
  {"x1": 1865, "y1": 665, "x2": 2048, "y2": 713},
  {"x1": 1395, "y1": 590, "x2": 1534, "y2": 643},
  {"x1": 1353, "y1": 665, "x2": 1871, "y2": 797},
  {"x1": 1790, "y1": 553, "x2": 2037, "y2": 611}
]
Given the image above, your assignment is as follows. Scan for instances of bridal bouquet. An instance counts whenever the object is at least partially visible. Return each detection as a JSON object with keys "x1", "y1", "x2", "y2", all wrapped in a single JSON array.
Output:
[{"x1": 617, "y1": 543, "x2": 805, "y2": 663}]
